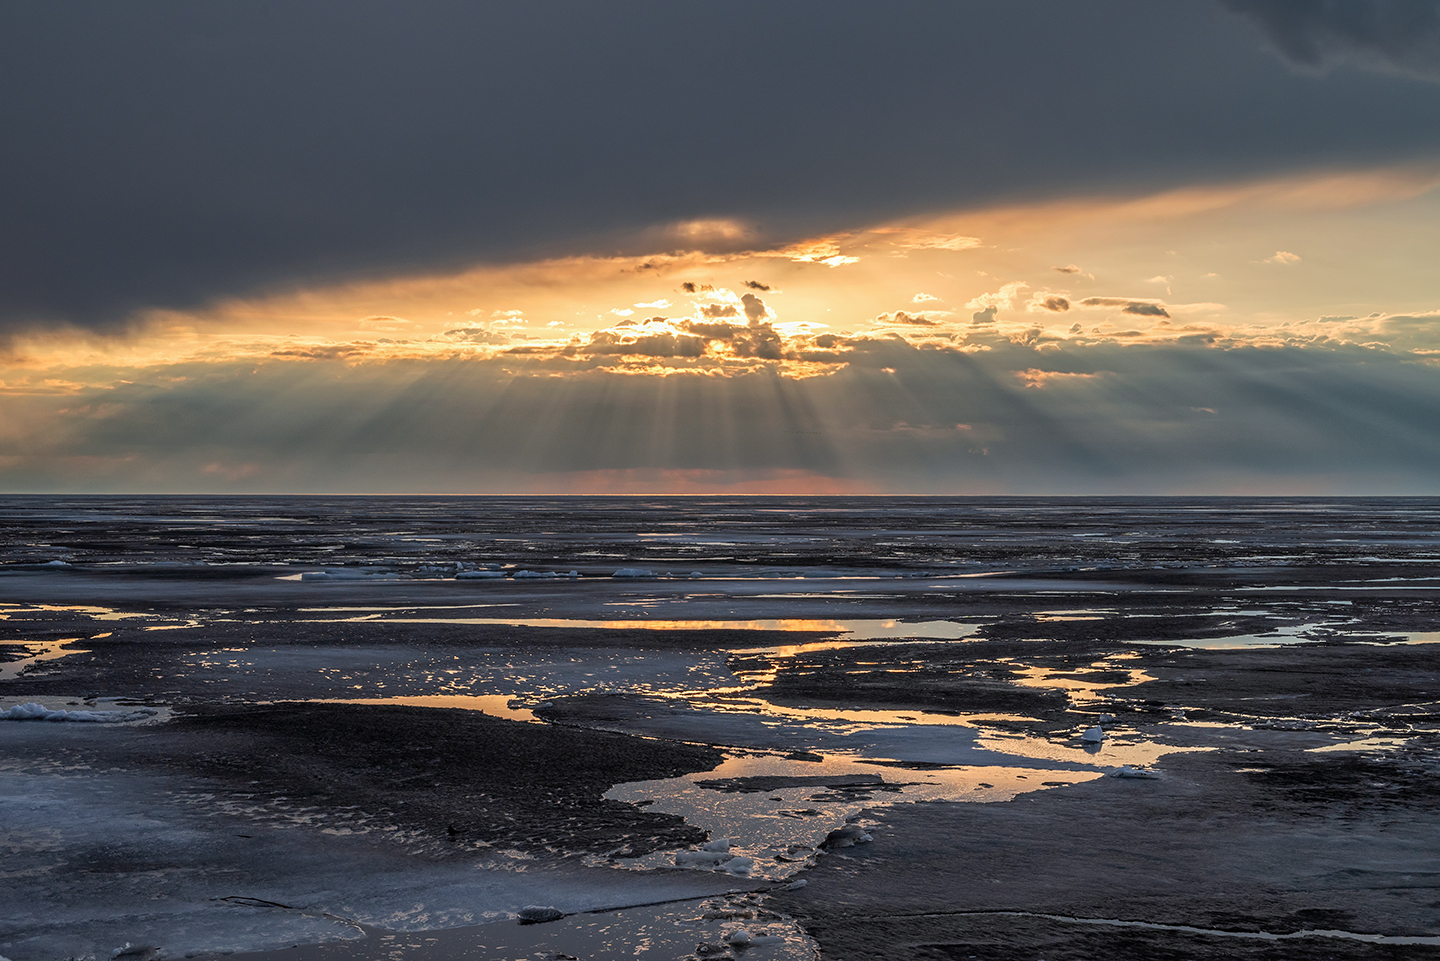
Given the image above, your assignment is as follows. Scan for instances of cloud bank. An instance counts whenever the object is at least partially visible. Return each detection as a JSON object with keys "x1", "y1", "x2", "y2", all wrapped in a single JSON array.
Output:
[{"x1": 6, "y1": 1, "x2": 1440, "y2": 334}]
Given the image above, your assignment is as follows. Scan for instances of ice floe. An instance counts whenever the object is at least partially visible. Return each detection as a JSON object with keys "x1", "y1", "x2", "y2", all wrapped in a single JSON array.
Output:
[
  {"x1": 1, "y1": 702, "x2": 158, "y2": 723},
  {"x1": 612, "y1": 568, "x2": 657, "y2": 579},
  {"x1": 1082, "y1": 726, "x2": 1106, "y2": 743},
  {"x1": 1112, "y1": 765, "x2": 1162, "y2": 779}
]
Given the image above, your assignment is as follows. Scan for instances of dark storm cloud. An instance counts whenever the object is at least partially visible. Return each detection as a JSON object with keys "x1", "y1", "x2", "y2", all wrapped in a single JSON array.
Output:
[
  {"x1": 743, "y1": 280, "x2": 772, "y2": 291},
  {"x1": 1123, "y1": 302, "x2": 1171, "y2": 317},
  {"x1": 1221, "y1": 0, "x2": 1440, "y2": 79},
  {"x1": 6, "y1": 0, "x2": 1440, "y2": 333},
  {"x1": 973, "y1": 306, "x2": 999, "y2": 325},
  {"x1": 1039, "y1": 296, "x2": 1071, "y2": 312}
]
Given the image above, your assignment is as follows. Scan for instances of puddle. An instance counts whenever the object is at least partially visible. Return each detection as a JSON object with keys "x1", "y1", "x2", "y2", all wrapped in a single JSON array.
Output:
[
  {"x1": 0, "y1": 638, "x2": 83, "y2": 681},
  {"x1": 0, "y1": 603, "x2": 153, "y2": 621},
  {"x1": 1005, "y1": 653, "x2": 1154, "y2": 704},
  {"x1": 606, "y1": 751, "x2": 1101, "y2": 881},
  {"x1": 311, "y1": 694, "x2": 537, "y2": 723},
  {"x1": 1308, "y1": 735, "x2": 1419, "y2": 754},
  {"x1": 300, "y1": 615, "x2": 974, "y2": 642},
  {"x1": 1129, "y1": 624, "x2": 1329, "y2": 649}
]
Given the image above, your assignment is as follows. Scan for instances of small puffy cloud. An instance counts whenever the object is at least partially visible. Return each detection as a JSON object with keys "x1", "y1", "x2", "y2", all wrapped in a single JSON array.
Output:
[
  {"x1": 744, "y1": 280, "x2": 772, "y2": 291},
  {"x1": 492, "y1": 309, "x2": 525, "y2": 319},
  {"x1": 1264, "y1": 250, "x2": 1302, "y2": 265},
  {"x1": 1146, "y1": 275, "x2": 1172, "y2": 284},
  {"x1": 972, "y1": 306, "x2": 999, "y2": 325},
  {"x1": 1123, "y1": 302, "x2": 1171, "y2": 317},
  {"x1": 611, "y1": 307, "x2": 635, "y2": 317},
  {"x1": 741, "y1": 292, "x2": 769, "y2": 324},
  {"x1": 636, "y1": 299, "x2": 671, "y2": 309},
  {"x1": 877, "y1": 311, "x2": 940, "y2": 327},
  {"x1": 1078, "y1": 297, "x2": 1171, "y2": 318},
  {"x1": 680, "y1": 281, "x2": 716, "y2": 293},
  {"x1": 701, "y1": 303, "x2": 740, "y2": 319},
  {"x1": 1031, "y1": 295, "x2": 1071, "y2": 312},
  {"x1": 966, "y1": 282, "x2": 1028, "y2": 312},
  {"x1": 913, "y1": 292, "x2": 940, "y2": 303}
]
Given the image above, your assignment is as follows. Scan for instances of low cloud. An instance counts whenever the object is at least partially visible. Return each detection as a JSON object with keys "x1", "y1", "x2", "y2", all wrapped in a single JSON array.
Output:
[
  {"x1": 878, "y1": 311, "x2": 941, "y2": 327},
  {"x1": 582, "y1": 325, "x2": 707, "y2": 358},
  {"x1": 1079, "y1": 297, "x2": 1171, "y2": 318},
  {"x1": 741, "y1": 293, "x2": 770, "y2": 324},
  {"x1": 972, "y1": 306, "x2": 999, "y2": 325},
  {"x1": 439, "y1": 327, "x2": 510, "y2": 345}
]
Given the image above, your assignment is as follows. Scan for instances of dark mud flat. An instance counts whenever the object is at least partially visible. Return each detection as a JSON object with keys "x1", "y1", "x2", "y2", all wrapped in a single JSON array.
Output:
[
  {"x1": 143, "y1": 702, "x2": 725, "y2": 857},
  {"x1": 773, "y1": 748, "x2": 1440, "y2": 960},
  {"x1": 761, "y1": 637, "x2": 1440, "y2": 960}
]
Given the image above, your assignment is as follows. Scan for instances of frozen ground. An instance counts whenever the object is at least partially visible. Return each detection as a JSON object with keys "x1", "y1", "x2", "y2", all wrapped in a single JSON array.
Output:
[{"x1": 2, "y1": 496, "x2": 1439, "y2": 959}]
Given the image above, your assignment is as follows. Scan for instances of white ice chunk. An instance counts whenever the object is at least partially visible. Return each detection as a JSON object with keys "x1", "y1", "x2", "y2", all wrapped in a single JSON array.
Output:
[
  {"x1": 1, "y1": 702, "x2": 157, "y2": 723},
  {"x1": 456, "y1": 570, "x2": 507, "y2": 579},
  {"x1": 723, "y1": 856, "x2": 754, "y2": 874},
  {"x1": 612, "y1": 568, "x2": 657, "y2": 579},
  {"x1": 701, "y1": 838, "x2": 733, "y2": 852},
  {"x1": 781, "y1": 879, "x2": 807, "y2": 891},
  {"x1": 1112, "y1": 765, "x2": 1161, "y2": 779},
  {"x1": 725, "y1": 928, "x2": 752, "y2": 945},
  {"x1": 1082, "y1": 726, "x2": 1106, "y2": 742}
]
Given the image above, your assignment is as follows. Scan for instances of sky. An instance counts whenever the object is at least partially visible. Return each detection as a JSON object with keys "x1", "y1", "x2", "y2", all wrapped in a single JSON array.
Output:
[{"x1": 4, "y1": 0, "x2": 1440, "y2": 494}]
